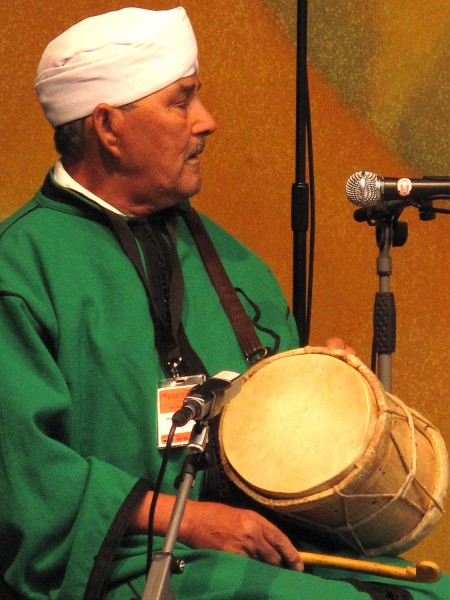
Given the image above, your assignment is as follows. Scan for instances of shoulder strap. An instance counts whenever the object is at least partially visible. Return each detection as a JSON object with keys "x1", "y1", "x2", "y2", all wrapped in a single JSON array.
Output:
[{"x1": 182, "y1": 208, "x2": 267, "y2": 364}]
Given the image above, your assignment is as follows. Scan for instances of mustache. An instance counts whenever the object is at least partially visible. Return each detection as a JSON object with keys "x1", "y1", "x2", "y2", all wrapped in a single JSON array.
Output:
[{"x1": 187, "y1": 139, "x2": 206, "y2": 159}]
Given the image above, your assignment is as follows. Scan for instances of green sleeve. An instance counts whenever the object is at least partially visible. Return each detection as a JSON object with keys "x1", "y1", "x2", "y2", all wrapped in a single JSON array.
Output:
[{"x1": 0, "y1": 294, "x2": 143, "y2": 598}]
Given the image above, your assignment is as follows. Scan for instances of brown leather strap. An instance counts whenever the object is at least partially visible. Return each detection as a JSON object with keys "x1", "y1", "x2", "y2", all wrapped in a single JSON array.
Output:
[{"x1": 182, "y1": 208, "x2": 267, "y2": 363}]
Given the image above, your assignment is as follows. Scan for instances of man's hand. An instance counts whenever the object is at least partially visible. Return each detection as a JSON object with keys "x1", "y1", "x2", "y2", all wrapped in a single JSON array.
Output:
[
  {"x1": 181, "y1": 500, "x2": 304, "y2": 571},
  {"x1": 131, "y1": 493, "x2": 303, "y2": 572}
]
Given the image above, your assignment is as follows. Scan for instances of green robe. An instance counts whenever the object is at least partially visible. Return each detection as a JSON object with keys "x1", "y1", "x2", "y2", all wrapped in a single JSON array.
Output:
[{"x1": 0, "y1": 172, "x2": 448, "y2": 599}]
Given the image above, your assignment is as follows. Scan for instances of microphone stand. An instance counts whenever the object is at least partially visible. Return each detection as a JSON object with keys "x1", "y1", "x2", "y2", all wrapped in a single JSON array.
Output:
[
  {"x1": 354, "y1": 192, "x2": 450, "y2": 392},
  {"x1": 142, "y1": 422, "x2": 210, "y2": 600},
  {"x1": 370, "y1": 208, "x2": 408, "y2": 392},
  {"x1": 292, "y1": 0, "x2": 311, "y2": 346},
  {"x1": 373, "y1": 217, "x2": 395, "y2": 392}
]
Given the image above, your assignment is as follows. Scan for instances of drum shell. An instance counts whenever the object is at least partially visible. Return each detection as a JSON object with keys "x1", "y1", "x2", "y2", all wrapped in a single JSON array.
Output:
[{"x1": 219, "y1": 347, "x2": 449, "y2": 556}]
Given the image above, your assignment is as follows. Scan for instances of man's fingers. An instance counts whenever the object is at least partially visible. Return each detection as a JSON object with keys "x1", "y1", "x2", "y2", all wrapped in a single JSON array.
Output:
[
  {"x1": 324, "y1": 336, "x2": 357, "y2": 356},
  {"x1": 262, "y1": 526, "x2": 304, "y2": 572}
]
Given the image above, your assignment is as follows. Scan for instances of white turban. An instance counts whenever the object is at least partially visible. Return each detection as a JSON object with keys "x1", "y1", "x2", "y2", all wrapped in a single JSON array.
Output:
[{"x1": 35, "y1": 7, "x2": 198, "y2": 127}]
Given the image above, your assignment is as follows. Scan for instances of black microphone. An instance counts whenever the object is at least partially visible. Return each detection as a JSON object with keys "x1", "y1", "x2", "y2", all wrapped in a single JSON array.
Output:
[
  {"x1": 346, "y1": 171, "x2": 450, "y2": 207},
  {"x1": 172, "y1": 371, "x2": 242, "y2": 427}
]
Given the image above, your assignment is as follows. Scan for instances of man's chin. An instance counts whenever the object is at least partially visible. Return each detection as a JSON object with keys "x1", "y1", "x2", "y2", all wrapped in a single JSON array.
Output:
[{"x1": 179, "y1": 178, "x2": 202, "y2": 200}]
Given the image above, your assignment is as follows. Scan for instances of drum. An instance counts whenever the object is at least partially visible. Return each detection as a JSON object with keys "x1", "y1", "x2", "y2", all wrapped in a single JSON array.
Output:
[{"x1": 219, "y1": 347, "x2": 449, "y2": 556}]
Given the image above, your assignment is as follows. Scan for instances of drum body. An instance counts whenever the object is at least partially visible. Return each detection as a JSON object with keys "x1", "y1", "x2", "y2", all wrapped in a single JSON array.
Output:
[{"x1": 219, "y1": 347, "x2": 449, "y2": 556}]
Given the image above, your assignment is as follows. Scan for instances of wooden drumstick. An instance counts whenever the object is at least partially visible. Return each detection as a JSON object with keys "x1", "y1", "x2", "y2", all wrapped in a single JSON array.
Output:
[{"x1": 299, "y1": 551, "x2": 441, "y2": 584}]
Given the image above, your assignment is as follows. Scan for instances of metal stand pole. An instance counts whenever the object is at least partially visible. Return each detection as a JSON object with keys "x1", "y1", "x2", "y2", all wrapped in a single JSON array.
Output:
[
  {"x1": 292, "y1": 0, "x2": 311, "y2": 346},
  {"x1": 372, "y1": 212, "x2": 410, "y2": 392},
  {"x1": 373, "y1": 218, "x2": 396, "y2": 392},
  {"x1": 142, "y1": 423, "x2": 209, "y2": 600}
]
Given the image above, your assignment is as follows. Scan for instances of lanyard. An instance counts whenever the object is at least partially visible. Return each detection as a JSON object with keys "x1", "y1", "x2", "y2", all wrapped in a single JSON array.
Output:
[
  {"x1": 107, "y1": 207, "x2": 267, "y2": 376},
  {"x1": 108, "y1": 211, "x2": 204, "y2": 377}
]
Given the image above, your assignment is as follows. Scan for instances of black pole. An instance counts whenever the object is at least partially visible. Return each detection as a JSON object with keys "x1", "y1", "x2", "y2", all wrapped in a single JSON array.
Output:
[{"x1": 292, "y1": 0, "x2": 310, "y2": 346}]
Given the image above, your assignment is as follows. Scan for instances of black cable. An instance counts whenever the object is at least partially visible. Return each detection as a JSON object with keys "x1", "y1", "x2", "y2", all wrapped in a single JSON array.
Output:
[
  {"x1": 146, "y1": 423, "x2": 177, "y2": 573},
  {"x1": 305, "y1": 67, "x2": 315, "y2": 344}
]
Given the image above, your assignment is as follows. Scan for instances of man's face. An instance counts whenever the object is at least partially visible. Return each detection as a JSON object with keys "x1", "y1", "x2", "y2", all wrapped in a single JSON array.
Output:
[{"x1": 116, "y1": 74, "x2": 216, "y2": 213}]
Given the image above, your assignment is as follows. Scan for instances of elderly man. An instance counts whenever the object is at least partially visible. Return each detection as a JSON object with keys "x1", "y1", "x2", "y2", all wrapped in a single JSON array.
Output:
[{"x1": 0, "y1": 7, "x2": 447, "y2": 600}]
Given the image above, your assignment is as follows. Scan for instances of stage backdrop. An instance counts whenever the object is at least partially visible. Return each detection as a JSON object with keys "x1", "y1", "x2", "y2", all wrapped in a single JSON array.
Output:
[{"x1": 2, "y1": 0, "x2": 449, "y2": 573}]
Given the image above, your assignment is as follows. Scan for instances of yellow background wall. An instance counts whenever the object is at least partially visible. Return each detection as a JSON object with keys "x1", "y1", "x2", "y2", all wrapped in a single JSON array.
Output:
[{"x1": 2, "y1": 0, "x2": 449, "y2": 574}]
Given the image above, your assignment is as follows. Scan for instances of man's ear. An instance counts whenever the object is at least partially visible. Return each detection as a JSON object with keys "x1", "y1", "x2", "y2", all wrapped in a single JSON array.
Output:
[{"x1": 90, "y1": 103, "x2": 122, "y2": 158}]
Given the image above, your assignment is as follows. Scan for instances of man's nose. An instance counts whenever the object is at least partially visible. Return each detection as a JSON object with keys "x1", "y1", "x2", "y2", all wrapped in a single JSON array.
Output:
[{"x1": 192, "y1": 98, "x2": 217, "y2": 136}]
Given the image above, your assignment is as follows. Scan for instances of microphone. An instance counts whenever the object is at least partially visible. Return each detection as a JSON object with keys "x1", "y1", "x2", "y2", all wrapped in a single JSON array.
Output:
[
  {"x1": 346, "y1": 171, "x2": 450, "y2": 207},
  {"x1": 172, "y1": 371, "x2": 242, "y2": 427}
]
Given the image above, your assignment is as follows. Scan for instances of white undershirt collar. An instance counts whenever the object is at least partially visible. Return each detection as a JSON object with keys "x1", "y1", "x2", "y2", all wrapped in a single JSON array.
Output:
[{"x1": 53, "y1": 160, "x2": 125, "y2": 216}]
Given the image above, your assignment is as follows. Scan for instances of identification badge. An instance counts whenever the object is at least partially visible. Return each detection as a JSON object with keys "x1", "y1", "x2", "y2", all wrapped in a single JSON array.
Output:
[{"x1": 157, "y1": 375, "x2": 206, "y2": 448}]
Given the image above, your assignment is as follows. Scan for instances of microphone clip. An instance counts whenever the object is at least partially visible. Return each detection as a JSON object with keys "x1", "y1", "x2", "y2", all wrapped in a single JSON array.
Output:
[
  {"x1": 353, "y1": 199, "x2": 407, "y2": 223},
  {"x1": 354, "y1": 203, "x2": 409, "y2": 248},
  {"x1": 377, "y1": 219, "x2": 408, "y2": 249},
  {"x1": 172, "y1": 371, "x2": 242, "y2": 427}
]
